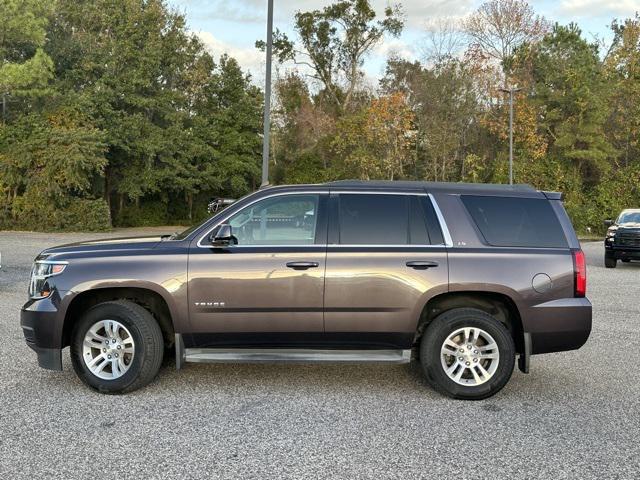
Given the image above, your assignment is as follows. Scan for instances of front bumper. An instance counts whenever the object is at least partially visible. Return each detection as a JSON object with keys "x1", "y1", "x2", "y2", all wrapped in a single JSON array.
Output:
[
  {"x1": 605, "y1": 243, "x2": 640, "y2": 259},
  {"x1": 20, "y1": 291, "x2": 67, "y2": 371},
  {"x1": 527, "y1": 297, "x2": 592, "y2": 355}
]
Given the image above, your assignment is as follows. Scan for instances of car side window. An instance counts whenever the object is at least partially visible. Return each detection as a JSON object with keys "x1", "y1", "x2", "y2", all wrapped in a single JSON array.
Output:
[
  {"x1": 227, "y1": 194, "x2": 320, "y2": 246},
  {"x1": 336, "y1": 194, "x2": 445, "y2": 246}
]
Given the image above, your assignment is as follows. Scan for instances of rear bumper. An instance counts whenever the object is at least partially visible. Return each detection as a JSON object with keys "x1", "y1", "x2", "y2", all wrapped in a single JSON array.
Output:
[
  {"x1": 527, "y1": 297, "x2": 592, "y2": 355},
  {"x1": 20, "y1": 292, "x2": 67, "y2": 371}
]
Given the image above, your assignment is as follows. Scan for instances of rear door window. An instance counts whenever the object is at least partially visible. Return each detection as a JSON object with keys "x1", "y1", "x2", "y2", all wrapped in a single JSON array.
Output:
[
  {"x1": 461, "y1": 195, "x2": 568, "y2": 248},
  {"x1": 336, "y1": 194, "x2": 443, "y2": 245}
]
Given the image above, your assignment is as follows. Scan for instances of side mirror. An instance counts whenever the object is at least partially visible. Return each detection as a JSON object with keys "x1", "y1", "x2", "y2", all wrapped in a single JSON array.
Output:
[
  {"x1": 210, "y1": 224, "x2": 233, "y2": 246},
  {"x1": 604, "y1": 219, "x2": 614, "y2": 227}
]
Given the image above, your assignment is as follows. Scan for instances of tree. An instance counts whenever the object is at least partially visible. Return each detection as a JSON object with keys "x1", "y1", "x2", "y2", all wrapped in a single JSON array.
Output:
[
  {"x1": 605, "y1": 15, "x2": 640, "y2": 168},
  {"x1": 258, "y1": 0, "x2": 403, "y2": 113},
  {"x1": 381, "y1": 59, "x2": 480, "y2": 181},
  {"x1": 332, "y1": 92, "x2": 415, "y2": 180},
  {"x1": 464, "y1": 0, "x2": 548, "y2": 68},
  {"x1": 512, "y1": 24, "x2": 615, "y2": 184},
  {"x1": 0, "y1": 0, "x2": 54, "y2": 120}
]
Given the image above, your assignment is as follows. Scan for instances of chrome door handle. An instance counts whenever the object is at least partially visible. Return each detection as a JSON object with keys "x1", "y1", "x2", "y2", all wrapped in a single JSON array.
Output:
[
  {"x1": 286, "y1": 262, "x2": 320, "y2": 270},
  {"x1": 406, "y1": 261, "x2": 439, "y2": 269}
]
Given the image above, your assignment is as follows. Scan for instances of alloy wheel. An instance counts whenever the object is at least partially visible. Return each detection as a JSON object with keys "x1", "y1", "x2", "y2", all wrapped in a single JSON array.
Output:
[
  {"x1": 440, "y1": 327, "x2": 500, "y2": 386},
  {"x1": 82, "y1": 319, "x2": 135, "y2": 380}
]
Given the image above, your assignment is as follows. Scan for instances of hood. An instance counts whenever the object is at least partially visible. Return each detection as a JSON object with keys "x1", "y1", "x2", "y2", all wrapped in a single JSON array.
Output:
[{"x1": 37, "y1": 236, "x2": 164, "y2": 260}]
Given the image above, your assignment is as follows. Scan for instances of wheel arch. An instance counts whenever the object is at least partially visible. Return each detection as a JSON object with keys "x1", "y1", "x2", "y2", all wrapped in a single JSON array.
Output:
[
  {"x1": 414, "y1": 291, "x2": 525, "y2": 354},
  {"x1": 62, "y1": 287, "x2": 176, "y2": 349}
]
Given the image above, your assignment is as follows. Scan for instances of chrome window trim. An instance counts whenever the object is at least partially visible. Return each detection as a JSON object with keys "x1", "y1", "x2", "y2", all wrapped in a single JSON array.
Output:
[
  {"x1": 428, "y1": 193, "x2": 454, "y2": 248},
  {"x1": 197, "y1": 189, "x2": 453, "y2": 249}
]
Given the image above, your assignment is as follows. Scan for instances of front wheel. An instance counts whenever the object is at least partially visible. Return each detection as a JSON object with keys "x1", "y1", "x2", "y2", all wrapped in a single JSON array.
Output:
[
  {"x1": 419, "y1": 308, "x2": 515, "y2": 400},
  {"x1": 70, "y1": 300, "x2": 164, "y2": 393},
  {"x1": 605, "y1": 253, "x2": 617, "y2": 268}
]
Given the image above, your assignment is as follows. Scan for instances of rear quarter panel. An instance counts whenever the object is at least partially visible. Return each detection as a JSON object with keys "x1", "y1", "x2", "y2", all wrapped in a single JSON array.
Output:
[{"x1": 434, "y1": 191, "x2": 590, "y2": 353}]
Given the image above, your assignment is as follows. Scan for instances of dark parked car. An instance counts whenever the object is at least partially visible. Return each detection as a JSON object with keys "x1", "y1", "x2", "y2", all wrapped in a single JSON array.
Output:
[
  {"x1": 604, "y1": 209, "x2": 640, "y2": 268},
  {"x1": 21, "y1": 181, "x2": 591, "y2": 399}
]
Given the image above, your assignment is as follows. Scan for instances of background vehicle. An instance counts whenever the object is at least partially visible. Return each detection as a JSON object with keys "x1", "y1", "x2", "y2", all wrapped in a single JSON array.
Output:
[
  {"x1": 207, "y1": 197, "x2": 236, "y2": 214},
  {"x1": 604, "y1": 209, "x2": 640, "y2": 268},
  {"x1": 21, "y1": 181, "x2": 591, "y2": 399}
]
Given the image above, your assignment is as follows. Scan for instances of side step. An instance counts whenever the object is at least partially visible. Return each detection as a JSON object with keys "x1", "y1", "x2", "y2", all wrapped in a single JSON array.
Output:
[
  {"x1": 185, "y1": 348, "x2": 411, "y2": 364},
  {"x1": 175, "y1": 339, "x2": 410, "y2": 369}
]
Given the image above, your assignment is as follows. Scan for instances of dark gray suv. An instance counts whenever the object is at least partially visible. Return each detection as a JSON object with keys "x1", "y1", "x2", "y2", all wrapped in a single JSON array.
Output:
[{"x1": 21, "y1": 181, "x2": 591, "y2": 399}]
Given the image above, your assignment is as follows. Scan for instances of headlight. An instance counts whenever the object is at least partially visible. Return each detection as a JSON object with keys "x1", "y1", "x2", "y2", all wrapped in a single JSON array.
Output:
[{"x1": 29, "y1": 261, "x2": 67, "y2": 299}]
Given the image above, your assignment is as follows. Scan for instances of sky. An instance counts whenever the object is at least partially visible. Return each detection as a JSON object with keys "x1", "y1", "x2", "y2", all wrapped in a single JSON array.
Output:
[{"x1": 169, "y1": 0, "x2": 639, "y2": 84}]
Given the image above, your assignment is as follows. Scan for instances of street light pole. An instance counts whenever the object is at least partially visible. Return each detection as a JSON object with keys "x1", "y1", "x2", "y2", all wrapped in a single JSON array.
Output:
[
  {"x1": 499, "y1": 87, "x2": 522, "y2": 185},
  {"x1": 261, "y1": 0, "x2": 274, "y2": 187}
]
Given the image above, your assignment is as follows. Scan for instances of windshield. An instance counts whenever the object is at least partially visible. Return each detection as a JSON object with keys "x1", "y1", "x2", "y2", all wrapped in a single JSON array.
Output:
[{"x1": 617, "y1": 211, "x2": 640, "y2": 224}]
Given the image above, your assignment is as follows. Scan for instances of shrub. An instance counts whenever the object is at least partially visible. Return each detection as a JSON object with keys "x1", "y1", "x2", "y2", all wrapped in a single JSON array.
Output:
[{"x1": 6, "y1": 193, "x2": 111, "y2": 232}]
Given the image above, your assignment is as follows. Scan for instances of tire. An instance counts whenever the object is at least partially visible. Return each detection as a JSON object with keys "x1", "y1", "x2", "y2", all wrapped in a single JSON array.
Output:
[
  {"x1": 70, "y1": 300, "x2": 164, "y2": 393},
  {"x1": 419, "y1": 308, "x2": 515, "y2": 400},
  {"x1": 605, "y1": 254, "x2": 617, "y2": 268},
  {"x1": 621, "y1": 259, "x2": 631, "y2": 263}
]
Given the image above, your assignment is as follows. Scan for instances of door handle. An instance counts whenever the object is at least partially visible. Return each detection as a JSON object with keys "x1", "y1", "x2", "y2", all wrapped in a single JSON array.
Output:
[
  {"x1": 286, "y1": 262, "x2": 320, "y2": 270},
  {"x1": 406, "y1": 261, "x2": 439, "y2": 270}
]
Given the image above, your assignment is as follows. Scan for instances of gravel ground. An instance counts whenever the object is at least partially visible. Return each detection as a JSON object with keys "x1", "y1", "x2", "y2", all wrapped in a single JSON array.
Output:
[{"x1": 0, "y1": 230, "x2": 639, "y2": 479}]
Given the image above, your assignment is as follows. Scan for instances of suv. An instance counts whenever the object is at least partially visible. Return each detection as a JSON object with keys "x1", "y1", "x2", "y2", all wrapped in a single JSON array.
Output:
[
  {"x1": 604, "y1": 209, "x2": 640, "y2": 268},
  {"x1": 21, "y1": 181, "x2": 591, "y2": 399}
]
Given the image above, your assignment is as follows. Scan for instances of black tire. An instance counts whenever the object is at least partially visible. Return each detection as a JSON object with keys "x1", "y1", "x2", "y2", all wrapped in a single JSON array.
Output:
[
  {"x1": 71, "y1": 300, "x2": 164, "y2": 393},
  {"x1": 621, "y1": 259, "x2": 631, "y2": 263},
  {"x1": 605, "y1": 254, "x2": 617, "y2": 268},
  {"x1": 419, "y1": 308, "x2": 515, "y2": 400}
]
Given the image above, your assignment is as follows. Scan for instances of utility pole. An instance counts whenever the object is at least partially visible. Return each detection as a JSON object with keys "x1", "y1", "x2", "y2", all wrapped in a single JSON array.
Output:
[
  {"x1": 261, "y1": 0, "x2": 274, "y2": 187},
  {"x1": 499, "y1": 87, "x2": 522, "y2": 185}
]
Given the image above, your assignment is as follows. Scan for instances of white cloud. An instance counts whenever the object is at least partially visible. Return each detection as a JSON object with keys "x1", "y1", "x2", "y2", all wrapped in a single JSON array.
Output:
[
  {"x1": 176, "y1": 0, "x2": 476, "y2": 28},
  {"x1": 374, "y1": 38, "x2": 417, "y2": 61},
  {"x1": 558, "y1": 0, "x2": 639, "y2": 17},
  {"x1": 196, "y1": 31, "x2": 265, "y2": 77}
]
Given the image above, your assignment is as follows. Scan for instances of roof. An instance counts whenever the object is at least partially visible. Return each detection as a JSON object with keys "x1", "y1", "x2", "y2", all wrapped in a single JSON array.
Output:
[
  {"x1": 261, "y1": 180, "x2": 545, "y2": 198},
  {"x1": 327, "y1": 179, "x2": 535, "y2": 191}
]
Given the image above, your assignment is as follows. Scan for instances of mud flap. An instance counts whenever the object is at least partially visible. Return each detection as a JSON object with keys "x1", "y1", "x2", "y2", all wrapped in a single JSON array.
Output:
[
  {"x1": 518, "y1": 332, "x2": 531, "y2": 374},
  {"x1": 175, "y1": 333, "x2": 186, "y2": 370}
]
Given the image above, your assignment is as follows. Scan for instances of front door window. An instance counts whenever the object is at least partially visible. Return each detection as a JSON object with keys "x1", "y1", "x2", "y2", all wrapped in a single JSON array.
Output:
[{"x1": 227, "y1": 194, "x2": 320, "y2": 246}]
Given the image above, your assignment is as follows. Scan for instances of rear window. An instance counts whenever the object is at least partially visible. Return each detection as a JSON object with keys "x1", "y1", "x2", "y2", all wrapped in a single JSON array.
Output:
[{"x1": 461, "y1": 195, "x2": 568, "y2": 248}]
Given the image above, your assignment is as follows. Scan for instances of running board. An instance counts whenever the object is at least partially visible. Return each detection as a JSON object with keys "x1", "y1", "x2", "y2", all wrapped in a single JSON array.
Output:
[{"x1": 175, "y1": 334, "x2": 411, "y2": 369}]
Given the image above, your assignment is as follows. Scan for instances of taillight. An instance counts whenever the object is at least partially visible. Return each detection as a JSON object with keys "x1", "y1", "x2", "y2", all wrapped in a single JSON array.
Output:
[{"x1": 572, "y1": 249, "x2": 586, "y2": 297}]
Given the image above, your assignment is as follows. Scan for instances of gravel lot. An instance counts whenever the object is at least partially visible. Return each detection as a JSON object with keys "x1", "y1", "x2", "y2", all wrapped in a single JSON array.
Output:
[{"x1": 1, "y1": 230, "x2": 639, "y2": 479}]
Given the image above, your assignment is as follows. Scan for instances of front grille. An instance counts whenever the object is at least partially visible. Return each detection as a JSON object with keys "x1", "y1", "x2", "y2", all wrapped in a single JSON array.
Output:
[{"x1": 615, "y1": 232, "x2": 640, "y2": 247}]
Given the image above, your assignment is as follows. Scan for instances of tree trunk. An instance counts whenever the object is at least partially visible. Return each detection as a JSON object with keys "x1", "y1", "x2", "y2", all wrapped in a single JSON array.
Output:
[
  {"x1": 104, "y1": 169, "x2": 111, "y2": 213},
  {"x1": 187, "y1": 193, "x2": 193, "y2": 221}
]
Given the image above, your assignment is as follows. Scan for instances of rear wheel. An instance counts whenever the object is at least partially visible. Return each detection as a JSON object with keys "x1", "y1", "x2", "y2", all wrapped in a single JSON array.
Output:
[
  {"x1": 605, "y1": 253, "x2": 617, "y2": 268},
  {"x1": 70, "y1": 300, "x2": 164, "y2": 393},
  {"x1": 621, "y1": 259, "x2": 631, "y2": 263},
  {"x1": 419, "y1": 308, "x2": 515, "y2": 400}
]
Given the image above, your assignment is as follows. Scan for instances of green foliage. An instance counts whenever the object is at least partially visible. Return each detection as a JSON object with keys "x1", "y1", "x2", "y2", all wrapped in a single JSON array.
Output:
[
  {"x1": 0, "y1": 0, "x2": 55, "y2": 95},
  {"x1": 514, "y1": 24, "x2": 615, "y2": 185},
  {"x1": 2, "y1": 0, "x2": 640, "y2": 237},
  {"x1": 258, "y1": 0, "x2": 403, "y2": 113},
  {"x1": 1, "y1": 0, "x2": 262, "y2": 231},
  {"x1": 116, "y1": 201, "x2": 169, "y2": 228}
]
